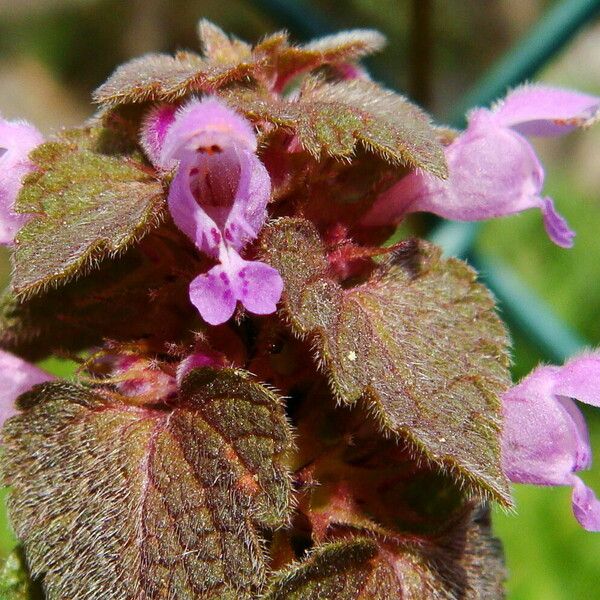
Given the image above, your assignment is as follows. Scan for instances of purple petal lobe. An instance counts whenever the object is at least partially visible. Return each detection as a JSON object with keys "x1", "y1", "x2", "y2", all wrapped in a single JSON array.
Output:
[
  {"x1": 140, "y1": 103, "x2": 177, "y2": 169},
  {"x1": 189, "y1": 264, "x2": 238, "y2": 326},
  {"x1": 492, "y1": 84, "x2": 600, "y2": 137},
  {"x1": 571, "y1": 476, "x2": 600, "y2": 532},
  {"x1": 233, "y1": 257, "x2": 284, "y2": 316},
  {"x1": 552, "y1": 353, "x2": 600, "y2": 407},
  {"x1": 188, "y1": 249, "x2": 283, "y2": 325},
  {"x1": 0, "y1": 350, "x2": 53, "y2": 428},
  {"x1": 539, "y1": 196, "x2": 575, "y2": 248},
  {"x1": 0, "y1": 116, "x2": 44, "y2": 245}
]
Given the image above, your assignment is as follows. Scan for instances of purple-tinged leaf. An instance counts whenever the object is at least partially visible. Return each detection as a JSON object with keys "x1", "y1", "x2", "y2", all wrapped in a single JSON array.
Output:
[
  {"x1": 226, "y1": 79, "x2": 447, "y2": 177},
  {"x1": 255, "y1": 29, "x2": 385, "y2": 91},
  {"x1": 263, "y1": 509, "x2": 504, "y2": 599},
  {"x1": 94, "y1": 25, "x2": 386, "y2": 109},
  {"x1": 12, "y1": 128, "x2": 165, "y2": 297},
  {"x1": 1, "y1": 368, "x2": 293, "y2": 599},
  {"x1": 93, "y1": 50, "x2": 257, "y2": 108},
  {"x1": 260, "y1": 218, "x2": 511, "y2": 503},
  {"x1": 0, "y1": 230, "x2": 198, "y2": 360}
]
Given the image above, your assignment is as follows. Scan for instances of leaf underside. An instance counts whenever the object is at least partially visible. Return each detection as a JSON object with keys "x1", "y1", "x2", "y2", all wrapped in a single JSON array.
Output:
[
  {"x1": 1, "y1": 369, "x2": 293, "y2": 600},
  {"x1": 260, "y1": 218, "x2": 512, "y2": 504},
  {"x1": 12, "y1": 128, "x2": 165, "y2": 298}
]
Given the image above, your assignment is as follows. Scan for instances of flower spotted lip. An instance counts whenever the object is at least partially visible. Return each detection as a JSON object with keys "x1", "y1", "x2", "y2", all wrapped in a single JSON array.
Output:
[
  {"x1": 142, "y1": 97, "x2": 283, "y2": 325},
  {"x1": 501, "y1": 352, "x2": 600, "y2": 531},
  {"x1": 364, "y1": 85, "x2": 600, "y2": 248},
  {"x1": 0, "y1": 116, "x2": 44, "y2": 245},
  {"x1": 0, "y1": 349, "x2": 53, "y2": 429}
]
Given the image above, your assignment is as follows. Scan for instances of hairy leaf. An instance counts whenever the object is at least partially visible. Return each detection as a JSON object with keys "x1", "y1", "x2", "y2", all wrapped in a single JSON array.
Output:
[
  {"x1": 264, "y1": 509, "x2": 504, "y2": 599},
  {"x1": 255, "y1": 29, "x2": 386, "y2": 91},
  {"x1": 93, "y1": 50, "x2": 257, "y2": 107},
  {"x1": 264, "y1": 537, "x2": 401, "y2": 599},
  {"x1": 94, "y1": 24, "x2": 385, "y2": 108},
  {"x1": 12, "y1": 128, "x2": 164, "y2": 297},
  {"x1": 198, "y1": 19, "x2": 252, "y2": 64},
  {"x1": 260, "y1": 219, "x2": 511, "y2": 503},
  {"x1": 1, "y1": 369, "x2": 293, "y2": 599},
  {"x1": 0, "y1": 547, "x2": 44, "y2": 600},
  {"x1": 0, "y1": 231, "x2": 197, "y2": 360},
  {"x1": 226, "y1": 80, "x2": 447, "y2": 177},
  {"x1": 294, "y1": 392, "x2": 465, "y2": 541}
]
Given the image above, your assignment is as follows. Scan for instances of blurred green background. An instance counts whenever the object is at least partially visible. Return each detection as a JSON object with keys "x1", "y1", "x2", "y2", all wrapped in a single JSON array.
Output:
[{"x1": 0, "y1": 1, "x2": 599, "y2": 598}]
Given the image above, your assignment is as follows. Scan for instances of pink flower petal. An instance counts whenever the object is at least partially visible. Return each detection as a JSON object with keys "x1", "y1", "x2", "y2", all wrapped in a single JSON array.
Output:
[
  {"x1": 233, "y1": 257, "x2": 284, "y2": 316},
  {"x1": 167, "y1": 145, "x2": 271, "y2": 257},
  {"x1": 0, "y1": 349, "x2": 53, "y2": 428},
  {"x1": 539, "y1": 196, "x2": 575, "y2": 248},
  {"x1": 552, "y1": 353, "x2": 600, "y2": 407},
  {"x1": 492, "y1": 84, "x2": 600, "y2": 137},
  {"x1": 189, "y1": 248, "x2": 283, "y2": 325},
  {"x1": 140, "y1": 103, "x2": 177, "y2": 169},
  {"x1": 160, "y1": 96, "x2": 256, "y2": 166},
  {"x1": 363, "y1": 84, "x2": 600, "y2": 247},
  {"x1": 501, "y1": 365, "x2": 587, "y2": 487},
  {"x1": 365, "y1": 114, "x2": 574, "y2": 246},
  {"x1": 189, "y1": 264, "x2": 238, "y2": 326},
  {"x1": 502, "y1": 351, "x2": 600, "y2": 531},
  {"x1": 0, "y1": 116, "x2": 43, "y2": 245},
  {"x1": 161, "y1": 97, "x2": 281, "y2": 325}
]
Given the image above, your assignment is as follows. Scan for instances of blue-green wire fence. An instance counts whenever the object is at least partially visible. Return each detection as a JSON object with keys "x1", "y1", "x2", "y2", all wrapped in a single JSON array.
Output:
[{"x1": 254, "y1": 0, "x2": 600, "y2": 364}]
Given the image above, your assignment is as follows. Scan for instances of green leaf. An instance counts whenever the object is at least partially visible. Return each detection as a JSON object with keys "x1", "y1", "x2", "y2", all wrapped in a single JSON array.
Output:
[
  {"x1": 1, "y1": 369, "x2": 293, "y2": 599},
  {"x1": 0, "y1": 547, "x2": 44, "y2": 600},
  {"x1": 12, "y1": 128, "x2": 165, "y2": 297},
  {"x1": 225, "y1": 79, "x2": 447, "y2": 177},
  {"x1": 263, "y1": 509, "x2": 504, "y2": 599},
  {"x1": 260, "y1": 219, "x2": 511, "y2": 503}
]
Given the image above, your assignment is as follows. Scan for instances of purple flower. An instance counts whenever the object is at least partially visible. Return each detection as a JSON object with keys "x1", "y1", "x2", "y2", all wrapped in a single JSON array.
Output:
[
  {"x1": 364, "y1": 85, "x2": 600, "y2": 248},
  {"x1": 140, "y1": 104, "x2": 177, "y2": 168},
  {"x1": 502, "y1": 352, "x2": 600, "y2": 531},
  {"x1": 0, "y1": 350, "x2": 53, "y2": 429},
  {"x1": 142, "y1": 98, "x2": 283, "y2": 325},
  {"x1": 0, "y1": 116, "x2": 43, "y2": 245}
]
